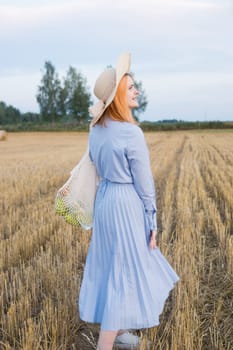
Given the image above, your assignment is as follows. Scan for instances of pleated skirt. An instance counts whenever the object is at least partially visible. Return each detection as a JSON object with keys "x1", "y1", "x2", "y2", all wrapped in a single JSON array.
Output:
[{"x1": 78, "y1": 178, "x2": 179, "y2": 331}]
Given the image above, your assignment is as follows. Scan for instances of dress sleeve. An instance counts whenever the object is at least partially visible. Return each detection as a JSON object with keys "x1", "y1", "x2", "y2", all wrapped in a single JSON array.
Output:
[{"x1": 126, "y1": 126, "x2": 157, "y2": 231}]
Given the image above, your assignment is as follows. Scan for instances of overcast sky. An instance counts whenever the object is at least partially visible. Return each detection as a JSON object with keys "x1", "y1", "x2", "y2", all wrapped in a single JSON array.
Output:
[{"x1": 0, "y1": 0, "x2": 232, "y2": 121}]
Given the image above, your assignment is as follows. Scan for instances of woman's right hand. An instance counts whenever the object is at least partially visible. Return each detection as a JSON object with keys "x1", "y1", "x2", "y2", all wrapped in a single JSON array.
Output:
[{"x1": 149, "y1": 230, "x2": 157, "y2": 250}]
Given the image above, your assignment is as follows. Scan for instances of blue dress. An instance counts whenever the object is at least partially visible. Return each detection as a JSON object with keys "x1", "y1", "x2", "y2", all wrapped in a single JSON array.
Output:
[{"x1": 78, "y1": 116, "x2": 179, "y2": 331}]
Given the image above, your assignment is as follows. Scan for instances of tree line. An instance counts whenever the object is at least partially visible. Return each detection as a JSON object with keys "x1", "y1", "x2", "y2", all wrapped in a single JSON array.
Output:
[
  {"x1": 0, "y1": 61, "x2": 148, "y2": 126},
  {"x1": 1, "y1": 62, "x2": 232, "y2": 131}
]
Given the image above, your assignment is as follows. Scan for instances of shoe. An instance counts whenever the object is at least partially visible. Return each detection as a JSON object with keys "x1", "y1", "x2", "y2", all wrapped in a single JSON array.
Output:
[{"x1": 114, "y1": 331, "x2": 140, "y2": 349}]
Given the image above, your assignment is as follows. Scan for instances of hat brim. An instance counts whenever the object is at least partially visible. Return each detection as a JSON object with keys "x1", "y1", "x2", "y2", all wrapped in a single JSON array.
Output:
[{"x1": 91, "y1": 52, "x2": 131, "y2": 125}]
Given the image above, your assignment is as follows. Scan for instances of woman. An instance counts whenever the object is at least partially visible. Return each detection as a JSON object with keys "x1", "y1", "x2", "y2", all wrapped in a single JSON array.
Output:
[{"x1": 78, "y1": 53, "x2": 179, "y2": 350}]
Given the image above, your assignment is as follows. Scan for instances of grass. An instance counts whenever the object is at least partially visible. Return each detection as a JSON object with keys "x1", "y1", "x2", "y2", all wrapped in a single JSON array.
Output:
[{"x1": 0, "y1": 130, "x2": 233, "y2": 349}]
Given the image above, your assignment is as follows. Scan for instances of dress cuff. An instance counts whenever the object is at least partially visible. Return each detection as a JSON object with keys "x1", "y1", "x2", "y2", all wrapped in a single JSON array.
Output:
[{"x1": 145, "y1": 208, "x2": 157, "y2": 231}]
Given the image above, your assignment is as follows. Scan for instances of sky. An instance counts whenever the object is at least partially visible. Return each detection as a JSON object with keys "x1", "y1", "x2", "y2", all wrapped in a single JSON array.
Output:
[{"x1": 0, "y1": 0, "x2": 232, "y2": 122}]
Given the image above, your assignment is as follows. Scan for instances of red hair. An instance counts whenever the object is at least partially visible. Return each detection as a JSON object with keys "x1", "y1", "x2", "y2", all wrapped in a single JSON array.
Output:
[{"x1": 96, "y1": 74, "x2": 138, "y2": 127}]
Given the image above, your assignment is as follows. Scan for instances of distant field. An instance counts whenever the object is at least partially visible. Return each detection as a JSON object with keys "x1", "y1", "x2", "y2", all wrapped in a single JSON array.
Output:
[{"x1": 1, "y1": 131, "x2": 233, "y2": 350}]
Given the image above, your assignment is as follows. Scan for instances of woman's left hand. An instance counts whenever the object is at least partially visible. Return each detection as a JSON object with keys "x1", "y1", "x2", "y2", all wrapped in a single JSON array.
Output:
[{"x1": 149, "y1": 230, "x2": 157, "y2": 250}]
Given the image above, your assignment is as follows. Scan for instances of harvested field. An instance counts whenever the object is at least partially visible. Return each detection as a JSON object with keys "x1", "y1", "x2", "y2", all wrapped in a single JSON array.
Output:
[{"x1": 0, "y1": 130, "x2": 233, "y2": 350}]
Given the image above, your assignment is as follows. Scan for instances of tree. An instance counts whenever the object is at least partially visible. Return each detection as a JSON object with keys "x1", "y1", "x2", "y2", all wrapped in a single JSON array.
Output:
[
  {"x1": 5, "y1": 105, "x2": 21, "y2": 124},
  {"x1": 132, "y1": 78, "x2": 148, "y2": 121},
  {"x1": 21, "y1": 112, "x2": 40, "y2": 123},
  {"x1": 63, "y1": 66, "x2": 92, "y2": 123},
  {"x1": 36, "y1": 61, "x2": 61, "y2": 122},
  {"x1": 0, "y1": 101, "x2": 21, "y2": 124},
  {"x1": 0, "y1": 101, "x2": 7, "y2": 124},
  {"x1": 57, "y1": 85, "x2": 68, "y2": 119}
]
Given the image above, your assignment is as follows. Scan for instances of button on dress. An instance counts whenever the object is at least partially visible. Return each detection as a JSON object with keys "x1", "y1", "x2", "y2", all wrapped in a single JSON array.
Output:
[{"x1": 78, "y1": 116, "x2": 179, "y2": 331}]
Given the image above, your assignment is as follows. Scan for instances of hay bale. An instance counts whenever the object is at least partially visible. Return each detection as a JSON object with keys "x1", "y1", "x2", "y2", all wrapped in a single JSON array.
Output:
[{"x1": 0, "y1": 130, "x2": 7, "y2": 141}]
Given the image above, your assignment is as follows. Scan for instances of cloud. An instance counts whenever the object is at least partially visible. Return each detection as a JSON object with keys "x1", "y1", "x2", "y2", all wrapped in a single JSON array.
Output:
[
  {"x1": 0, "y1": 2, "x2": 92, "y2": 30},
  {"x1": 0, "y1": 0, "x2": 232, "y2": 120},
  {"x1": 1, "y1": 0, "x2": 232, "y2": 76},
  {"x1": 0, "y1": 71, "x2": 40, "y2": 112},
  {"x1": 0, "y1": 0, "x2": 226, "y2": 38},
  {"x1": 144, "y1": 70, "x2": 233, "y2": 120}
]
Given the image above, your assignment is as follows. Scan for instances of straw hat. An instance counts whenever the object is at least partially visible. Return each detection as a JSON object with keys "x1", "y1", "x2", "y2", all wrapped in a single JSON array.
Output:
[{"x1": 89, "y1": 52, "x2": 131, "y2": 126}]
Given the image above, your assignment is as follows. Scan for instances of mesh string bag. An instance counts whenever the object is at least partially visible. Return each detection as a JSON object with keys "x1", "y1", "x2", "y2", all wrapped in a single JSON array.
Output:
[{"x1": 55, "y1": 147, "x2": 100, "y2": 230}]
